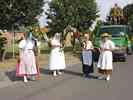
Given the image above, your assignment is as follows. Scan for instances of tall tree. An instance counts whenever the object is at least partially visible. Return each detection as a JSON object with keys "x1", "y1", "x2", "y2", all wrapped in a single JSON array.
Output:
[
  {"x1": 123, "y1": 4, "x2": 133, "y2": 20},
  {"x1": 123, "y1": 4, "x2": 133, "y2": 31},
  {"x1": 46, "y1": 0, "x2": 98, "y2": 34},
  {"x1": 0, "y1": 0, "x2": 44, "y2": 30}
]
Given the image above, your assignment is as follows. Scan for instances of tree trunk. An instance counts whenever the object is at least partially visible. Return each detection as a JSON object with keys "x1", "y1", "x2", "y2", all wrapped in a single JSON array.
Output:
[{"x1": 1, "y1": 49, "x2": 7, "y2": 62}]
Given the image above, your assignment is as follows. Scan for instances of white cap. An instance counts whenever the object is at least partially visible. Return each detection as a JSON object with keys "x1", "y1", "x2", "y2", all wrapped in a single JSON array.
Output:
[
  {"x1": 54, "y1": 33, "x2": 61, "y2": 40},
  {"x1": 120, "y1": 32, "x2": 125, "y2": 36},
  {"x1": 4, "y1": 29, "x2": 7, "y2": 32}
]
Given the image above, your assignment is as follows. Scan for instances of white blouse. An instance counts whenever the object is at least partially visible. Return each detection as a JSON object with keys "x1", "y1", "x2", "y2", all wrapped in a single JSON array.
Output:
[
  {"x1": 100, "y1": 40, "x2": 115, "y2": 50},
  {"x1": 19, "y1": 39, "x2": 35, "y2": 50},
  {"x1": 51, "y1": 39, "x2": 61, "y2": 47}
]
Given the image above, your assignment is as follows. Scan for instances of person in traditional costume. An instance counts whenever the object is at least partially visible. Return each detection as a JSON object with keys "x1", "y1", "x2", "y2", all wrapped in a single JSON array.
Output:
[
  {"x1": 16, "y1": 32, "x2": 39, "y2": 82},
  {"x1": 81, "y1": 33, "x2": 94, "y2": 78},
  {"x1": 97, "y1": 33, "x2": 115, "y2": 81},
  {"x1": 72, "y1": 28, "x2": 81, "y2": 50},
  {"x1": 49, "y1": 33, "x2": 66, "y2": 77},
  {"x1": 110, "y1": 3, "x2": 123, "y2": 24}
]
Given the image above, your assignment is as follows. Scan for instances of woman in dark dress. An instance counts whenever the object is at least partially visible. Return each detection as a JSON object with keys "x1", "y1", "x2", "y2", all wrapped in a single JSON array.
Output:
[{"x1": 82, "y1": 33, "x2": 94, "y2": 78}]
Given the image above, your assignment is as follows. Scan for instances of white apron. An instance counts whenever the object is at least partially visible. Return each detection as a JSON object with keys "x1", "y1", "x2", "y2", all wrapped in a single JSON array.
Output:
[
  {"x1": 49, "y1": 39, "x2": 66, "y2": 70},
  {"x1": 97, "y1": 40, "x2": 115, "y2": 70}
]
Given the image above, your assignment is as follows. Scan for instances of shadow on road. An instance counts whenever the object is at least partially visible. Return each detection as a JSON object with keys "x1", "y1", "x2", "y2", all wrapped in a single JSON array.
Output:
[
  {"x1": 64, "y1": 70, "x2": 98, "y2": 80},
  {"x1": 5, "y1": 70, "x2": 23, "y2": 81},
  {"x1": 64, "y1": 70, "x2": 82, "y2": 77},
  {"x1": 40, "y1": 68, "x2": 51, "y2": 75},
  {"x1": 5, "y1": 68, "x2": 99, "y2": 82},
  {"x1": 5, "y1": 68, "x2": 51, "y2": 82}
]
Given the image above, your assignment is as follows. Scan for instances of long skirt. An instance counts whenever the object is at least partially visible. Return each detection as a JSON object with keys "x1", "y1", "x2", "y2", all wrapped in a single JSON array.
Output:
[
  {"x1": 82, "y1": 50, "x2": 94, "y2": 74},
  {"x1": 97, "y1": 51, "x2": 113, "y2": 75},
  {"x1": 49, "y1": 47, "x2": 66, "y2": 70},
  {"x1": 16, "y1": 50, "x2": 39, "y2": 77}
]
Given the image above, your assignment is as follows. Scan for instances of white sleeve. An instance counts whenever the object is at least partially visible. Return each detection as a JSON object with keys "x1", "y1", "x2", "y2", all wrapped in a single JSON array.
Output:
[
  {"x1": 90, "y1": 41, "x2": 94, "y2": 49},
  {"x1": 51, "y1": 39, "x2": 60, "y2": 46},
  {"x1": 51, "y1": 40, "x2": 55, "y2": 46},
  {"x1": 110, "y1": 41, "x2": 115, "y2": 49},
  {"x1": 19, "y1": 40, "x2": 25, "y2": 49}
]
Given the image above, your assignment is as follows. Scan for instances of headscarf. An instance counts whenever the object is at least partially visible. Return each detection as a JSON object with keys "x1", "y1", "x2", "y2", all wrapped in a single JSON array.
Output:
[
  {"x1": 53, "y1": 33, "x2": 61, "y2": 40},
  {"x1": 27, "y1": 32, "x2": 33, "y2": 41}
]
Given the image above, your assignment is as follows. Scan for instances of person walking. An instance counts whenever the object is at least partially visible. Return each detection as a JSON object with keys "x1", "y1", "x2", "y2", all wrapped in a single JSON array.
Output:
[
  {"x1": 97, "y1": 33, "x2": 115, "y2": 81},
  {"x1": 49, "y1": 33, "x2": 66, "y2": 77},
  {"x1": 16, "y1": 32, "x2": 40, "y2": 82},
  {"x1": 81, "y1": 33, "x2": 94, "y2": 78}
]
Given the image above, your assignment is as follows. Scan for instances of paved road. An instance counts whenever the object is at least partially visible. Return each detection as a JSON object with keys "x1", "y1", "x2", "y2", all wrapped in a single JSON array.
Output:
[{"x1": 0, "y1": 55, "x2": 133, "y2": 100}]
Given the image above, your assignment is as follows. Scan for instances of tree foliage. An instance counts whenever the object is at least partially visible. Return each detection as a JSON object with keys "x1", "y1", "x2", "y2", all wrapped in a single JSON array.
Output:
[
  {"x1": 46, "y1": 0, "x2": 98, "y2": 34},
  {"x1": 123, "y1": 4, "x2": 133, "y2": 31},
  {"x1": 0, "y1": 0, "x2": 44, "y2": 30},
  {"x1": 92, "y1": 20, "x2": 104, "y2": 37},
  {"x1": 123, "y1": 4, "x2": 133, "y2": 20}
]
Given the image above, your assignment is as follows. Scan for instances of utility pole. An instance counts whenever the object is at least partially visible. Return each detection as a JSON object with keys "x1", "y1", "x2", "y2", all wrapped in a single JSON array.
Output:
[{"x1": 12, "y1": 25, "x2": 15, "y2": 58}]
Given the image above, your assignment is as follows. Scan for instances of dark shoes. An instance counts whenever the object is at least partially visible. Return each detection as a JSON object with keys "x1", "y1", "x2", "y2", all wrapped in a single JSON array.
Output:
[{"x1": 83, "y1": 74, "x2": 92, "y2": 79}]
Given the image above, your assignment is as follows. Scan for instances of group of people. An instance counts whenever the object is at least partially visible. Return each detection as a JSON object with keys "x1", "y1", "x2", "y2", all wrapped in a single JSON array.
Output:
[
  {"x1": 16, "y1": 31, "x2": 115, "y2": 83},
  {"x1": 16, "y1": 32, "x2": 66, "y2": 82},
  {"x1": 82, "y1": 33, "x2": 115, "y2": 81},
  {"x1": 109, "y1": 3, "x2": 125, "y2": 24}
]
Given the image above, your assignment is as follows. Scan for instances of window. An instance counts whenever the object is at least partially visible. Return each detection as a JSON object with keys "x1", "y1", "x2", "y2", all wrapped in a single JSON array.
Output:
[{"x1": 97, "y1": 26, "x2": 129, "y2": 37}]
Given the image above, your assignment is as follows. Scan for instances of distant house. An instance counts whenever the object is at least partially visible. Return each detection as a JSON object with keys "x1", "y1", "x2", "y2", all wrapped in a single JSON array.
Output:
[{"x1": 15, "y1": 32, "x2": 25, "y2": 40}]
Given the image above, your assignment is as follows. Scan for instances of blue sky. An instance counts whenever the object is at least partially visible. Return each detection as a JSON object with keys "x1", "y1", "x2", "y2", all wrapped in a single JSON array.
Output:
[{"x1": 39, "y1": 0, "x2": 133, "y2": 27}]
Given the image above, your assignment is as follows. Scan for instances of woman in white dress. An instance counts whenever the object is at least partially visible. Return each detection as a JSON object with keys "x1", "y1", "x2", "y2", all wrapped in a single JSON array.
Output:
[
  {"x1": 81, "y1": 33, "x2": 94, "y2": 78},
  {"x1": 16, "y1": 32, "x2": 39, "y2": 82},
  {"x1": 49, "y1": 33, "x2": 66, "y2": 77},
  {"x1": 97, "y1": 33, "x2": 115, "y2": 81}
]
